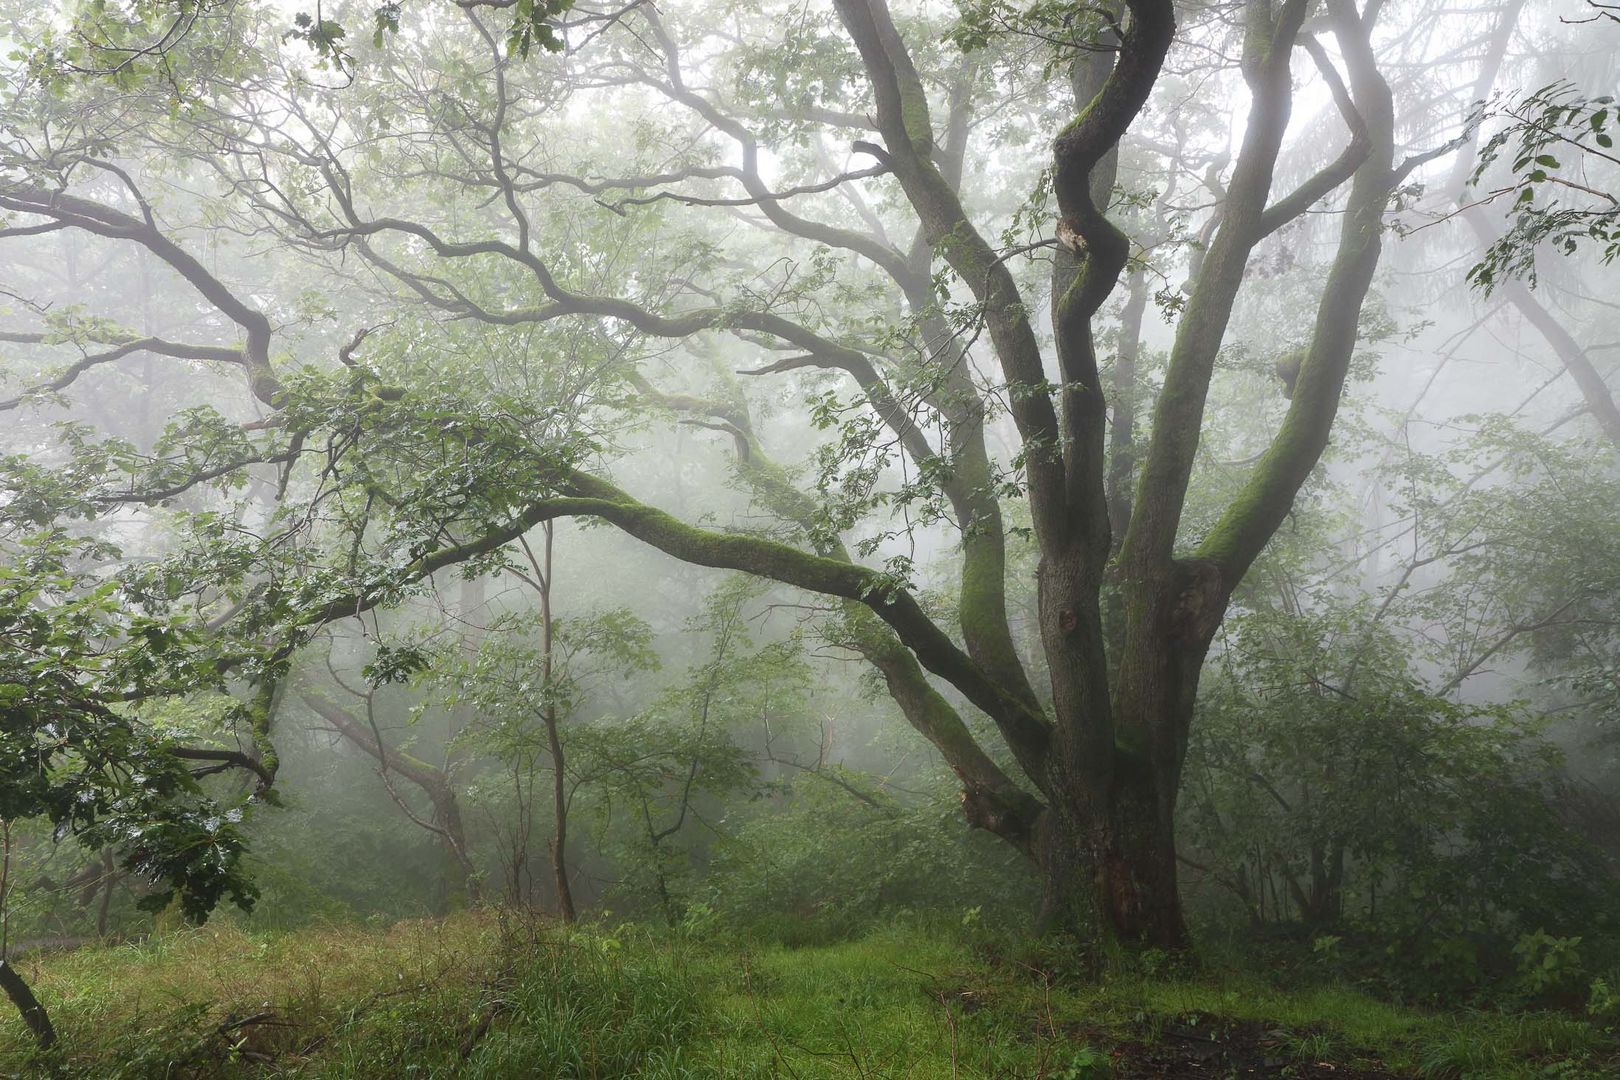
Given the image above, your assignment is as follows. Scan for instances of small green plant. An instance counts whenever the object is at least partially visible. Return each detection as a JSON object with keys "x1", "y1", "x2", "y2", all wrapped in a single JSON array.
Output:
[
  {"x1": 1283, "y1": 1030, "x2": 1338, "y2": 1063},
  {"x1": 1134, "y1": 947, "x2": 1175, "y2": 979},
  {"x1": 1055, "y1": 1044, "x2": 1111, "y2": 1080},
  {"x1": 1515, "y1": 930, "x2": 1585, "y2": 996},
  {"x1": 1586, "y1": 975, "x2": 1620, "y2": 1020},
  {"x1": 678, "y1": 900, "x2": 721, "y2": 939}
]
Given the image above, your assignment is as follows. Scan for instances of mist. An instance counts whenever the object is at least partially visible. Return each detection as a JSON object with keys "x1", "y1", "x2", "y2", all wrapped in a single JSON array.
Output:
[{"x1": 2, "y1": 0, "x2": 1618, "y2": 1075}]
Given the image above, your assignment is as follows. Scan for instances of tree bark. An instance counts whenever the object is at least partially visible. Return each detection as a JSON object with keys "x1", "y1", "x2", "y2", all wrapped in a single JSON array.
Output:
[
  {"x1": 0, "y1": 959, "x2": 56, "y2": 1050},
  {"x1": 529, "y1": 523, "x2": 576, "y2": 923},
  {"x1": 1036, "y1": 761, "x2": 1189, "y2": 950}
]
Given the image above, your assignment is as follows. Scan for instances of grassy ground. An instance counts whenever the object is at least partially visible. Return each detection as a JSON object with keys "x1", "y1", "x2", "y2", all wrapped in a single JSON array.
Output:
[{"x1": 1, "y1": 912, "x2": 1615, "y2": 1078}]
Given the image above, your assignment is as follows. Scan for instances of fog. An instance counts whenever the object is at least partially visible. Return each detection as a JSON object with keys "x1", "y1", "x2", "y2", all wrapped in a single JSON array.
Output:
[{"x1": 2, "y1": 0, "x2": 1619, "y2": 1070}]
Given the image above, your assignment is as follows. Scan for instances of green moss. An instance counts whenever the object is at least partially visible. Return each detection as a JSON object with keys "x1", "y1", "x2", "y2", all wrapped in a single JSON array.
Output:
[{"x1": 900, "y1": 91, "x2": 934, "y2": 154}]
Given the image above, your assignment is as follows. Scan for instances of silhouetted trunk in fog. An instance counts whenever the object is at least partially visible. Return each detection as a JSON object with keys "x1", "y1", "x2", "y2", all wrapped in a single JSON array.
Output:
[
  {"x1": 524, "y1": 523, "x2": 576, "y2": 923},
  {"x1": 299, "y1": 691, "x2": 479, "y2": 909},
  {"x1": 1445, "y1": 0, "x2": 1620, "y2": 445}
]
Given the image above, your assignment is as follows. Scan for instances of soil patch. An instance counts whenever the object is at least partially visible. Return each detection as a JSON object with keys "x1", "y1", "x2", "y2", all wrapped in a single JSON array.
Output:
[{"x1": 1107, "y1": 1012, "x2": 1403, "y2": 1079}]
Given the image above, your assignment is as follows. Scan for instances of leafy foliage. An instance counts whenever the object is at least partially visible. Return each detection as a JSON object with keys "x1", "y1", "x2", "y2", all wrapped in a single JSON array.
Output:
[
  {"x1": 704, "y1": 776, "x2": 1036, "y2": 942},
  {"x1": 1185, "y1": 606, "x2": 1618, "y2": 999},
  {"x1": 0, "y1": 531, "x2": 256, "y2": 922},
  {"x1": 1469, "y1": 82, "x2": 1620, "y2": 291}
]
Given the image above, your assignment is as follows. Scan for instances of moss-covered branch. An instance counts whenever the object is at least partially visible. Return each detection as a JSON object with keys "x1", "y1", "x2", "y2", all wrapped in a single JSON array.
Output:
[
  {"x1": 1119, "y1": 0, "x2": 1309, "y2": 573},
  {"x1": 639, "y1": 377, "x2": 1050, "y2": 800},
  {"x1": 555, "y1": 470, "x2": 1054, "y2": 762},
  {"x1": 1196, "y1": 0, "x2": 1395, "y2": 586}
]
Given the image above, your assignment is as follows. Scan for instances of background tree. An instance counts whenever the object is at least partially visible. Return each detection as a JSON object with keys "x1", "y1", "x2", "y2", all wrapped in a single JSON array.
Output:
[{"x1": 0, "y1": 0, "x2": 1613, "y2": 963}]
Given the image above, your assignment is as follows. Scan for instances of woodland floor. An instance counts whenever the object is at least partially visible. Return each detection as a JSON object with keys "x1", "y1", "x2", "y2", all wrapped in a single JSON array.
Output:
[{"x1": 0, "y1": 911, "x2": 1614, "y2": 1078}]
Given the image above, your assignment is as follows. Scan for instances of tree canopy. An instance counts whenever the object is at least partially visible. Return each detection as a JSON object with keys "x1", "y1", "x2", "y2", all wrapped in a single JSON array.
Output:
[{"x1": 1, "y1": 0, "x2": 1617, "y2": 1002}]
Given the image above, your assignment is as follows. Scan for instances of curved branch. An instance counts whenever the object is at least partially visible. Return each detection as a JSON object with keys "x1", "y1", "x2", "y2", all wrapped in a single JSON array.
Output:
[
  {"x1": 0, "y1": 335, "x2": 247, "y2": 412},
  {"x1": 556, "y1": 470, "x2": 1053, "y2": 761},
  {"x1": 1196, "y1": 0, "x2": 1397, "y2": 586},
  {"x1": 1120, "y1": 0, "x2": 1310, "y2": 572},
  {"x1": 833, "y1": 0, "x2": 1069, "y2": 545},
  {"x1": 0, "y1": 184, "x2": 280, "y2": 405},
  {"x1": 169, "y1": 746, "x2": 274, "y2": 794},
  {"x1": 1255, "y1": 33, "x2": 1371, "y2": 239},
  {"x1": 1047, "y1": 0, "x2": 1177, "y2": 566},
  {"x1": 600, "y1": 159, "x2": 892, "y2": 212},
  {"x1": 635, "y1": 8, "x2": 917, "y2": 287},
  {"x1": 634, "y1": 375, "x2": 1049, "y2": 801}
]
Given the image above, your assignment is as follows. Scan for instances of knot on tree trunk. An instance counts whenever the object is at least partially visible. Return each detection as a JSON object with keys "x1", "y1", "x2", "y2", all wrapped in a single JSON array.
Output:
[
  {"x1": 1056, "y1": 216, "x2": 1088, "y2": 254},
  {"x1": 1169, "y1": 558, "x2": 1225, "y2": 643},
  {"x1": 959, "y1": 783, "x2": 1041, "y2": 856}
]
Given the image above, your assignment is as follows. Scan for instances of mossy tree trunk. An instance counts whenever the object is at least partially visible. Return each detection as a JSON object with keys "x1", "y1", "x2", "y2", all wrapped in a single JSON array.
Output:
[
  {"x1": 3, "y1": 0, "x2": 1420, "y2": 950},
  {"x1": 498, "y1": 0, "x2": 1396, "y2": 946}
]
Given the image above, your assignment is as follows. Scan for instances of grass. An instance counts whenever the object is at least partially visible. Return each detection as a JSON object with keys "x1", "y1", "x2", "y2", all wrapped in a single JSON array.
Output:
[{"x1": 1, "y1": 912, "x2": 1616, "y2": 1078}]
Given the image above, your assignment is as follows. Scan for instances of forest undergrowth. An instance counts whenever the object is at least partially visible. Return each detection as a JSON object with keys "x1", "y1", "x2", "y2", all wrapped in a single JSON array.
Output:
[{"x1": 2, "y1": 910, "x2": 1615, "y2": 1079}]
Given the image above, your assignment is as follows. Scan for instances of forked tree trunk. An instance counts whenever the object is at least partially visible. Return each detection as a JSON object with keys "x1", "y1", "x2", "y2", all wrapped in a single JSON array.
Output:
[{"x1": 1030, "y1": 547, "x2": 1218, "y2": 949}]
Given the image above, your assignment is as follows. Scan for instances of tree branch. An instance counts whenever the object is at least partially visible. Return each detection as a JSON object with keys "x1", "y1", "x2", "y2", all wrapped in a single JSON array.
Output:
[{"x1": 0, "y1": 183, "x2": 280, "y2": 405}]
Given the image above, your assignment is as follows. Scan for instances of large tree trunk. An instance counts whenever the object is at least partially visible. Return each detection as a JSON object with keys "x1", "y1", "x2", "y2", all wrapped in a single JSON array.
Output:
[
  {"x1": 1035, "y1": 773, "x2": 1188, "y2": 950},
  {"x1": 1033, "y1": 546, "x2": 1219, "y2": 948},
  {"x1": 1035, "y1": 673, "x2": 1196, "y2": 951}
]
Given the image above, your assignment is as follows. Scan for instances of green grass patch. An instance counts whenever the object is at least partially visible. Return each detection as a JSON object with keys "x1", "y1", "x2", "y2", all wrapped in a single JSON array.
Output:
[{"x1": 2, "y1": 914, "x2": 1615, "y2": 1077}]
